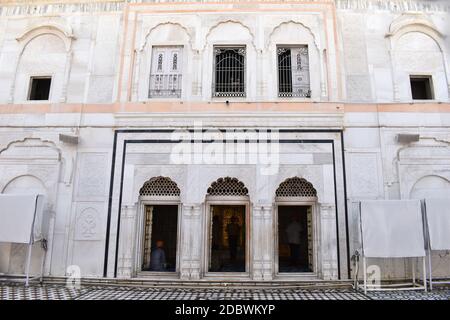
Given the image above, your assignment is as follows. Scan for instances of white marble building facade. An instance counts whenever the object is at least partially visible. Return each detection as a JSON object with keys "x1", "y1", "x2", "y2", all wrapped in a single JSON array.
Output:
[{"x1": 0, "y1": 0, "x2": 449, "y2": 282}]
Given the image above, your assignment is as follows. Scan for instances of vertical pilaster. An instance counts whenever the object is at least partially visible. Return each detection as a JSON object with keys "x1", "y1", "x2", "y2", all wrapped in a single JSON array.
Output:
[
  {"x1": 319, "y1": 203, "x2": 338, "y2": 280},
  {"x1": 179, "y1": 203, "x2": 202, "y2": 280},
  {"x1": 262, "y1": 205, "x2": 274, "y2": 280},
  {"x1": 116, "y1": 203, "x2": 137, "y2": 278},
  {"x1": 251, "y1": 205, "x2": 264, "y2": 280}
]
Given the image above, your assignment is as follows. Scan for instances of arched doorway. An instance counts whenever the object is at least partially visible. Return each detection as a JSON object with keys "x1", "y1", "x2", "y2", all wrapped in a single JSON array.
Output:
[
  {"x1": 136, "y1": 177, "x2": 181, "y2": 275},
  {"x1": 204, "y1": 177, "x2": 250, "y2": 275},
  {"x1": 274, "y1": 177, "x2": 318, "y2": 275}
]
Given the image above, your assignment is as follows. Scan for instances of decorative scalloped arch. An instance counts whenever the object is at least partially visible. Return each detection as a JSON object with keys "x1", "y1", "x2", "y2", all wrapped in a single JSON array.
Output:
[
  {"x1": 202, "y1": 20, "x2": 257, "y2": 52},
  {"x1": 138, "y1": 21, "x2": 194, "y2": 52},
  {"x1": 139, "y1": 176, "x2": 181, "y2": 197},
  {"x1": 275, "y1": 177, "x2": 317, "y2": 198},
  {"x1": 266, "y1": 20, "x2": 321, "y2": 51},
  {"x1": 0, "y1": 137, "x2": 62, "y2": 161},
  {"x1": 206, "y1": 177, "x2": 249, "y2": 197}
]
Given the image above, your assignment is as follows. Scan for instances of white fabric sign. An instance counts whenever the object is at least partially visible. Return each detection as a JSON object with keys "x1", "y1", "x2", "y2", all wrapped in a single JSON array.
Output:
[
  {"x1": 0, "y1": 194, "x2": 45, "y2": 244},
  {"x1": 360, "y1": 200, "x2": 425, "y2": 258},
  {"x1": 425, "y1": 198, "x2": 450, "y2": 250}
]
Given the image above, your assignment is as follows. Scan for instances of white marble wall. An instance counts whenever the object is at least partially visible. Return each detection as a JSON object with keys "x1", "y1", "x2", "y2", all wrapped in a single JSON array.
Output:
[{"x1": 0, "y1": 0, "x2": 449, "y2": 281}]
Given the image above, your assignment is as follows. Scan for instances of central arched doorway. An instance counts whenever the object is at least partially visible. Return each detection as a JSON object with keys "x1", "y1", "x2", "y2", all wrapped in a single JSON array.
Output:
[
  {"x1": 204, "y1": 177, "x2": 250, "y2": 276},
  {"x1": 274, "y1": 177, "x2": 318, "y2": 276}
]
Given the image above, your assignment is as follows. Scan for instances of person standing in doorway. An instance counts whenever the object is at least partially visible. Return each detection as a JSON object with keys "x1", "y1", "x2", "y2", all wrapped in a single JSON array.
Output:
[
  {"x1": 286, "y1": 215, "x2": 302, "y2": 266},
  {"x1": 150, "y1": 240, "x2": 166, "y2": 271},
  {"x1": 227, "y1": 216, "x2": 241, "y2": 261}
]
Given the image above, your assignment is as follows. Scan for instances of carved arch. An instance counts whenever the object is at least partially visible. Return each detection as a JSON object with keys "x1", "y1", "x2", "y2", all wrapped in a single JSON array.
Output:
[
  {"x1": 202, "y1": 20, "x2": 257, "y2": 52},
  {"x1": 138, "y1": 21, "x2": 194, "y2": 52},
  {"x1": 266, "y1": 20, "x2": 321, "y2": 51}
]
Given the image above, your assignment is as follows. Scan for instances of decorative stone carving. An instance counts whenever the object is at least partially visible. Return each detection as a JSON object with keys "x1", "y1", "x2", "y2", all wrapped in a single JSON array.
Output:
[
  {"x1": 74, "y1": 207, "x2": 100, "y2": 241},
  {"x1": 75, "y1": 153, "x2": 108, "y2": 199},
  {"x1": 348, "y1": 153, "x2": 381, "y2": 198}
]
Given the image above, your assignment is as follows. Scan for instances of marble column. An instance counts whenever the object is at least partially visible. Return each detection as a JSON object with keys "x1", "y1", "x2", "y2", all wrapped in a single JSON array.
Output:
[
  {"x1": 251, "y1": 205, "x2": 264, "y2": 280},
  {"x1": 252, "y1": 204, "x2": 273, "y2": 280},
  {"x1": 262, "y1": 205, "x2": 274, "y2": 280},
  {"x1": 179, "y1": 203, "x2": 203, "y2": 280}
]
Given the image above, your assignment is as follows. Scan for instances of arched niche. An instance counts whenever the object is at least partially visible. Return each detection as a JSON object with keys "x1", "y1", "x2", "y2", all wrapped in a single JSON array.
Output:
[
  {"x1": 139, "y1": 176, "x2": 181, "y2": 199},
  {"x1": 11, "y1": 24, "x2": 75, "y2": 103},
  {"x1": 387, "y1": 14, "x2": 450, "y2": 101},
  {"x1": 410, "y1": 175, "x2": 450, "y2": 199}
]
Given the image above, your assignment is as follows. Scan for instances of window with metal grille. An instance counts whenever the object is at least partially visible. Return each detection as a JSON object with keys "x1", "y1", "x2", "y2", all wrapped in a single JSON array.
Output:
[
  {"x1": 277, "y1": 46, "x2": 311, "y2": 98},
  {"x1": 275, "y1": 177, "x2": 317, "y2": 197},
  {"x1": 149, "y1": 46, "x2": 182, "y2": 98},
  {"x1": 139, "y1": 176, "x2": 180, "y2": 197},
  {"x1": 207, "y1": 177, "x2": 248, "y2": 197},
  {"x1": 213, "y1": 47, "x2": 246, "y2": 98}
]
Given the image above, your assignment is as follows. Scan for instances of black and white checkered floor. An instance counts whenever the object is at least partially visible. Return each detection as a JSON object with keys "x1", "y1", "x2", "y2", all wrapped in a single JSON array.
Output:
[{"x1": 1, "y1": 283, "x2": 449, "y2": 300}]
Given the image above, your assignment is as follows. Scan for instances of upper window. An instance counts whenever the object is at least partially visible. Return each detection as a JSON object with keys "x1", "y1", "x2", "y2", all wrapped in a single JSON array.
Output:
[
  {"x1": 410, "y1": 76, "x2": 434, "y2": 100},
  {"x1": 277, "y1": 46, "x2": 311, "y2": 98},
  {"x1": 213, "y1": 47, "x2": 246, "y2": 98},
  {"x1": 28, "y1": 76, "x2": 51, "y2": 101},
  {"x1": 149, "y1": 46, "x2": 182, "y2": 98}
]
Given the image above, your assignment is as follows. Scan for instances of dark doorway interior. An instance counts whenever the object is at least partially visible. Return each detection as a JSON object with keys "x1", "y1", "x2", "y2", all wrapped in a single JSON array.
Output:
[
  {"x1": 209, "y1": 205, "x2": 246, "y2": 272},
  {"x1": 278, "y1": 205, "x2": 312, "y2": 273},
  {"x1": 142, "y1": 205, "x2": 178, "y2": 272}
]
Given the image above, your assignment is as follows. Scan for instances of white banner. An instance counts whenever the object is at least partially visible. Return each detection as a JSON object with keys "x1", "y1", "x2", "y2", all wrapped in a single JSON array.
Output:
[
  {"x1": 0, "y1": 194, "x2": 45, "y2": 244},
  {"x1": 425, "y1": 198, "x2": 450, "y2": 251},
  {"x1": 360, "y1": 200, "x2": 425, "y2": 258}
]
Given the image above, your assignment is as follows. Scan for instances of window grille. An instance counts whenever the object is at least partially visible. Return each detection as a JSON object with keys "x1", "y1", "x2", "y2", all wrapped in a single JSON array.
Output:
[
  {"x1": 275, "y1": 177, "x2": 317, "y2": 197},
  {"x1": 277, "y1": 46, "x2": 311, "y2": 98},
  {"x1": 149, "y1": 46, "x2": 182, "y2": 98},
  {"x1": 207, "y1": 177, "x2": 248, "y2": 196},
  {"x1": 139, "y1": 176, "x2": 180, "y2": 197},
  {"x1": 212, "y1": 47, "x2": 246, "y2": 98}
]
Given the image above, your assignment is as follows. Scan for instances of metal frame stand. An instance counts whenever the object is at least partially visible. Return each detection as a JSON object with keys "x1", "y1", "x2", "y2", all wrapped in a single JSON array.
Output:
[
  {"x1": 425, "y1": 249, "x2": 450, "y2": 290},
  {"x1": 22, "y1": 240, "x2": 47, "y2": 287},
  {"x1": 361, "y1": 256, "x2": 427, "y2": 294}
]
